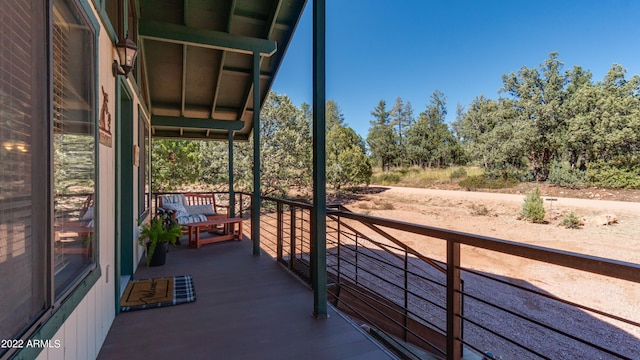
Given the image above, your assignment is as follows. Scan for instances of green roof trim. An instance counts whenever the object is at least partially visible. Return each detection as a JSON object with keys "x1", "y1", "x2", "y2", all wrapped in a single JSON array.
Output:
[
  {"x1": 152, "y1": 116, "x2": 245, "y2": 131},
  {"x1": 139, "y1": 20, "x2": 277, "y2": 56}
]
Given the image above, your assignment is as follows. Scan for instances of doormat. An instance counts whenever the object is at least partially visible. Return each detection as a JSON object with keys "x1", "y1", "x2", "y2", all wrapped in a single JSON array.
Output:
[{"x1": 120, "y1": 275, "x2": 196, "y2": 312}]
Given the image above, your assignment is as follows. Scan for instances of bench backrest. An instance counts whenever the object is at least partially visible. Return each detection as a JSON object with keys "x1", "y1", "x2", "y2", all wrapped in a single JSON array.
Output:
[
  {"x1": 158, "y1": 193, "x2": 221, "y2": 210},
  {"x1": 183, "y1": 193, "x2": 217, "y2": 206}
]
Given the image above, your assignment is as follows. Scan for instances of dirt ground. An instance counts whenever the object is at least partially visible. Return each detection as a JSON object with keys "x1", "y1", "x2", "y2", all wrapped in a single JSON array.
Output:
[{"x1": 337, "y1": 185, "x2": 640, "y2": 358}]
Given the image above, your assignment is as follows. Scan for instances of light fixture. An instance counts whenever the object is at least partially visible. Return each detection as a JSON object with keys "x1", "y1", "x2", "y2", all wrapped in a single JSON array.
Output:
[
  {"x1": 112, "y1": 35, "x2": 138, "y2": 77},
  {"x1": 3, "y1": 140, "x2": 29, "y2": 153},
  {"x1": 168, "y1": 152, "x2": 176, "y2": 162}
]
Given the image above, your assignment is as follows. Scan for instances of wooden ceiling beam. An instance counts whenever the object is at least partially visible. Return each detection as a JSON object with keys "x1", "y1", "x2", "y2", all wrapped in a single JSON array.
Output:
[
  {"x1": 151, "y1": 115, "x2": 245, "y2": 131},
  {"x1": 239, "y1": 0, "x2": 283, "y2": 122},
  {"x1": 139, "y1": 20, "x2": 277, "y2": 56}
]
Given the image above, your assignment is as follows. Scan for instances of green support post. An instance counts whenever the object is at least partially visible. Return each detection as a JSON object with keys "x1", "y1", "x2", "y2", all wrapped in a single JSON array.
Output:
[
  {"x1": 311, "y1": 0, "x2": 328, "y2": 319},
  {"x1": 228, "y1": 130, "x2": 235, "y2": 217},
  {"x1": 251, "y1": 51, "x2": 261, "y2": 255}
]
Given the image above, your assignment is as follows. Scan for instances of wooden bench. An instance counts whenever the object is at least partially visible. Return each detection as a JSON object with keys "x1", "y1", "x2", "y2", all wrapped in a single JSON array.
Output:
[
  {"x1": 158, "y1": 193, "x2": 229, "y2": 222},
  {"x1": 186, "y1": 217, "x2": 243, "y2": 249}
]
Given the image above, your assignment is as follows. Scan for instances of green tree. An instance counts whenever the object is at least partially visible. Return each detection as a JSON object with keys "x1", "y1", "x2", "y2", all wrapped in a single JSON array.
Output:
[
  {"x1": 500, "y1": 52, "x2": 568, "y2": 181},
  {"x1": 559, "y1": 66, "x2": 594, "y2": 170},
  {"x1": 326, "y1": 99, "x2": 346, "y2": 130},
  {"x1": 234, "y1": 92, "x2": 313, "y2": 197},
  {"x1": 390, "y1": 97, "x2": 414, "y2": 167},
  {"x1": 327, "y1": 123, "x2": 371, "y2": 189},
  {"x1": 151, "y1": 139, "x2": 203, "y2": 191},
  {"x1": 406, "y1": 90, "x2": 461, "y2": 167},
  {"x1": 199, "y1": 140, "x2": 230, "y2": 187},
  {"x1": 367, "y1": 100, "x2": 397, "y2": 171},
  {"x1": 454, "y1": 96, "x2": 526, "y2": 175}
]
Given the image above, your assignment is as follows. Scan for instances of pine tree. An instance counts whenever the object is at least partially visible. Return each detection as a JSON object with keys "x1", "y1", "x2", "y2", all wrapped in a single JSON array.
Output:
[
  {"x1": 390, "y1": 97, "x2": 414, "y2": 167},
  {"x1": 367, "y1": 100, "x2": 397, "y2": 171}
]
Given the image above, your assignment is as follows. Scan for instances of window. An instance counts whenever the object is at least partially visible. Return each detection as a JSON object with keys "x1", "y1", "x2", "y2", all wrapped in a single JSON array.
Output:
[
  {"x1": 0, "y1": 0, "x2": 48, "y2": 347},
  {"x1": 52, "y1": 0, "x2": 97, "y2": 297},
  {"x1": 0, "y1": 0, "x2": 97, "y2": 352}
]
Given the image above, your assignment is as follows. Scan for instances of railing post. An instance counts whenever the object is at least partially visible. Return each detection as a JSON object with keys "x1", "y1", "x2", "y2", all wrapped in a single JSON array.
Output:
[
  {"x1": 355, "y1": 234, "x2": 359, "y2": 286},
  {"x1": 239, "y1": 194, "x2": 244, "y2": 218},
  {"x1": 337, "y1": 213, "x2": 341, "y2": 284},
  {"x1": 447, "y1": 240, "x2": 462, "y2": 360},
  {"x1": 153, "y1": 193, "x2": 157, "y2": 214},
  {"x1": 404, "y1": 247, "x2": 409, "y2": 342},
  {"x1": 289, "y1": 206, "x2": 296, "y2": 270},
  {"x1": 277, "y1": 202, "x2": 283, "y2": 263}
]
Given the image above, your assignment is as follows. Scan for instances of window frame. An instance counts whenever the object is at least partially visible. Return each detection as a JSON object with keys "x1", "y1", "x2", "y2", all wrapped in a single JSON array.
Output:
[{"x1": 51, "y1": 0, "x2": 100, "y2": 303}]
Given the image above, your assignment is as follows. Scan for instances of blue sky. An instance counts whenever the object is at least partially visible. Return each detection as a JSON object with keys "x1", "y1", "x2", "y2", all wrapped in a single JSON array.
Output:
[{"x1": 272, "y1": 1, "x2": 640, "y2": 138}]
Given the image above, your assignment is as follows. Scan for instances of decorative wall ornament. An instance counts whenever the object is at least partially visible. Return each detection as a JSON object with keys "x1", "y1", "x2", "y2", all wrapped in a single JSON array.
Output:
[{"x1": 99, "y1": 86, "x2": 113, "y2": 147}]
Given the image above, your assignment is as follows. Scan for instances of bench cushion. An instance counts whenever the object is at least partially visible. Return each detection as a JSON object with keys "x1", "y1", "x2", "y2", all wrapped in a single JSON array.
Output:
[
  {"x1": 160, "y1": 194, "x2": 188, "y2": 206},
  {"x1": 162, "y1": 202, "x2": 189, "y2": 218},
  {"x1": 81, "y1": 206, "x2": 94, "y2": 221},
  {"x1": 176, "y1": 213, "x2": 207, "y2": 224}
]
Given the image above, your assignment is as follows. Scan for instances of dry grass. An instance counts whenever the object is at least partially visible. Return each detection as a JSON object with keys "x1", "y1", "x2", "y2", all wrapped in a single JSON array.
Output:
[
  {"x1": 469, "y1": 203, "x2": 491, "y2": 216},
  {"x1": 371, "y1": 166, "x2": 484, "y2": 188},
  {"x1": 356, "y1": 199, "x2": 395, "y2": 211}
]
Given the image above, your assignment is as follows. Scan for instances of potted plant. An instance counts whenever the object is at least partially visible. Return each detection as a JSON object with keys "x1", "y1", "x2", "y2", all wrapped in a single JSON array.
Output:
[{"x1": 138, "y1": 216, "x2": 183, "y2": 266}]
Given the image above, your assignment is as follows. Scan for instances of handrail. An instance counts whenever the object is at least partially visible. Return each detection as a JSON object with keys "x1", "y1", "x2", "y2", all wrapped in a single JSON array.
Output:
[{"x1": 330, "y1": 209, "x2": 640, "y2": 283}]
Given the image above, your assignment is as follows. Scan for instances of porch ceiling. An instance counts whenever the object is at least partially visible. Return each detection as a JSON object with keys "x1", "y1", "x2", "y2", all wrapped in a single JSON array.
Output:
[{"x1": 138, "y1": 0, "x2": 307, "y2": 141}]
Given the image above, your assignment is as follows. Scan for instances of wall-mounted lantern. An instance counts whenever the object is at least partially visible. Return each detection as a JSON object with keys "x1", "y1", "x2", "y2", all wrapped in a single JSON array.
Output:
[{"x1": 112, "y1": 35, "x2": 138, "y2": 77}]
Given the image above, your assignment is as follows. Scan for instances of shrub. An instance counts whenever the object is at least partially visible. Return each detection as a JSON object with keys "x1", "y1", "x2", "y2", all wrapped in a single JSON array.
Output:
[
  {"x1": 450, "y1": 167, "x2": 468, "y2": 180},
  {"x1": 371, "y1": 172, "x2": 401, "y2": 185},
  {"x1": 356, "y1": 200, "x2": 394, "y2": 210},
  {"x1": 585, "y1": 162, "x2": 640, "y2": 189},
  {"x1": 561, "y1": 212, "x2": 582, "y2": 229},
  {"x1": 547, "y1": 161, "x2": 585, "y2": 189},
  {"x1": 357, "y1": 202, "x2": 371, "y2": 210},
  {"x1": 470, "y1": 204, "x2": 490, "y2": 216},
  {"x1": 372, "y1": 199, "x2": 393, "y2": 210},
  {"x1": 485, "y1": 168, "x2": 531, "y2": 182},
  {"x1": 459, "y1": 175, "x2": 518, "y2": 190},
  {"x1": 521, "y1": 186, "x2": 546, "y2": 223}
]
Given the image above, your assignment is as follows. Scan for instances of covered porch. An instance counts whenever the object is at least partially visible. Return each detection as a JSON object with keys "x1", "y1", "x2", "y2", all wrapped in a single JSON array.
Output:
[{"x1": 98, "y1": 232, "x2": 393, "y2": 359}]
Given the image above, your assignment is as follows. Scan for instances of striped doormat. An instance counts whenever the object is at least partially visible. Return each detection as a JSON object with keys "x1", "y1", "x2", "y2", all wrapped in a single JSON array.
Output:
[{"x1": 120, "y1": 275, "x2": 196, "y2": 312}]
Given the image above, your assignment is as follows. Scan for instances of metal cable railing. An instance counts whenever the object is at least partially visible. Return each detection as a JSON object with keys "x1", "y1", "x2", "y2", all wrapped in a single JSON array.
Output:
[{"x1": 255, "y1": 195, "x2": 640, "y2": 360}]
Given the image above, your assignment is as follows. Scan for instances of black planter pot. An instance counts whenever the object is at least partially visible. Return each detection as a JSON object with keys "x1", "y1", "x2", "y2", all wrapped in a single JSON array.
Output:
[{"x1": 148, "y1": 241, "x2": 168, "y2": 267}]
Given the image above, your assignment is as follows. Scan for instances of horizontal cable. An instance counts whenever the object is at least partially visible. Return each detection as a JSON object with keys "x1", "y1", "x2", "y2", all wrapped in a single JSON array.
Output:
[
  {"x1": 461, "y1": 292, "x2": 630, "y2": 359},
  {"x1": 463, "y1": 267, "x2": 640, "y2": 328}
]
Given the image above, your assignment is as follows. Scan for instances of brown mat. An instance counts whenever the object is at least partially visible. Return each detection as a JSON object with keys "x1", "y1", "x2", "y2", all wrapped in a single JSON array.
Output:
[{"x1": 120, "y1": 275, "x2": 195, "y2": 311}]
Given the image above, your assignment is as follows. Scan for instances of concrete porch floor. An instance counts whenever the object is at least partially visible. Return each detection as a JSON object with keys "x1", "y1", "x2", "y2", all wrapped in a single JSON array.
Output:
[{"x1": 98, "y1": 234, "x2": 395, "y2": 359}]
